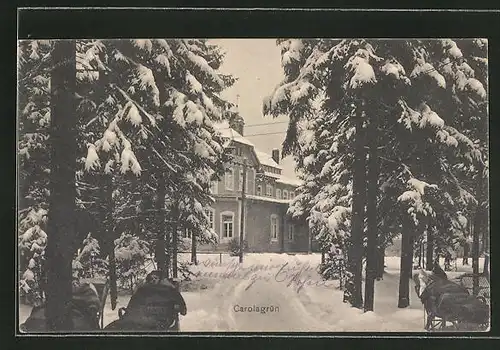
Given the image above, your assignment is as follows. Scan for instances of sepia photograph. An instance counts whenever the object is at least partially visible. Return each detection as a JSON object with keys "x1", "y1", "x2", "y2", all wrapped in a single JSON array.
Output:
[{"x1": 17, "y1": 37, "x2": 490, "y2": 334}]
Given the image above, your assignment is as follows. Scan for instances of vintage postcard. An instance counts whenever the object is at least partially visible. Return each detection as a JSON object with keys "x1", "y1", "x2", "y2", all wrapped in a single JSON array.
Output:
[{"x1": 17, "y1": 35, "x2": 490, "y2": 334}]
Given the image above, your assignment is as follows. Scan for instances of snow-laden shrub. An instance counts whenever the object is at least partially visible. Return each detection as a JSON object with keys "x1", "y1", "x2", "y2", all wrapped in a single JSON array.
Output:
[
  {"x1": 178, "y1": 261, "x2": 198, "y2": 281},
  {"x1": 114, "y1": 232, "x2": 150, "y2": 292},
  {"x1": 318, "y1": 245, "x2": 347, "y2": 288},
  {"x1": 72, "y1": 233, "x2": 108, "y2": 279},
  {"x1": 18, "y1": 208, "x2": 48, "y2": 305},
  {"x1": 228, "y1": 237, "x2": 248, "y2": 257}
]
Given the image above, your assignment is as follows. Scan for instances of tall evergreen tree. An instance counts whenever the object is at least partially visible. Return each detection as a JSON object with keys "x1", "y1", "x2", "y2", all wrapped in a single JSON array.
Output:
[
  {"x1": 45, "y1": 39, "x2": 77, "y2": 331},
  {"x1": 264, "y1": 38, "x2": 488, "y2": 310}
]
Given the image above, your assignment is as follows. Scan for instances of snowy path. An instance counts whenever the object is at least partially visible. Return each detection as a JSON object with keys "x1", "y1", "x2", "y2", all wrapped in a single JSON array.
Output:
[{"x1": 19, "y1": 254, "x2": 483, "y2": 332}]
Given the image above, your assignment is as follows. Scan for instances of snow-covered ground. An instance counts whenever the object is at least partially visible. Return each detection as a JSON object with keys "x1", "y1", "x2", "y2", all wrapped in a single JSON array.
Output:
[{"x1": 19, "y1": 253, "x2": 485, "y2": 332}]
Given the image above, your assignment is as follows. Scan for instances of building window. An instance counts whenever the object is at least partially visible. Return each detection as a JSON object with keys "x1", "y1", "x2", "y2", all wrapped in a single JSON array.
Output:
[
  {"x1": 246, "y1": 169, "x2": 252, "y2": 194},
  {"x1": 238, "y1": 168, "x2": 244, "y2": 191},
  {"x1": 271, "y1": 215, "x2": 279, "y2": 241},
  {"x1": 225, "y1": 168, "x2": 234, "y2": 190},
  {"x1": 276, "y1": 189, "x2": 282, "y2": 199},
  {"x1": 210, "y1": 181, "x2": 218, "y2": 194},
  {"x1": 221, "y1": 212, "x2": 234, "y2": 239},
  {"x1": 288, "y1": 225, "x2": 294, "y2": 240},
  {"x1": 290, "y1": 191, "x2": 295, "y2": 199},
  {"x1": 236, "y1": 147, "x2": 242, "y2": 156},
  {"x1": 183, "y1": 228, "x2": 192, "y2": 239},
  {"x1": 257, "y1": 184, "x2": 262, "y2": 196},
  {"x1": 266, "y1": 184, "x2": 273, "y2": 197},
  {"x1": 283, "y1": 190, "x2": 288, "y2": 200},
  {"x1": 205, "y1": 208, "x2": 215, "y2": 230}
]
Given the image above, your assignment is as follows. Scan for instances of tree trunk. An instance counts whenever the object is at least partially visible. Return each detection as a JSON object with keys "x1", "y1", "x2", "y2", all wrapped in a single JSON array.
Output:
[
  {"x1": 425, "y1": 227, "x2": 434, "y2": 271},
  {"x1": 45, "y1": 39, "x2": 77, "y2": 331},
  {"x1": 191, "y1": 231, "x2": 198, "y2": 265},
  {"x1": 100, "y1": 173, "x2": 117, "y2": 310},
  {"x1": 344, "y1": 114, "x2": 366, "y2": 309},
  {"x1": 463, "y1": 239, "x2": 470, "y2": 266},
  {"x1": 472, "y1": 170, "x2": 485, "y2": 295},
  {"x1": 398, "y1": 221, "x2": 414, "y2": 308},
  {"x1": 364, "y1": 116, "x2": 379, "y2": 312},
  {"x1": 418, "y1": 241, "x2": 423, "y2": 268},
  {"x1": 483, "y1": 252, "x2": 489, "y2": 278},
  {"x1": 155, "y1": 175, "x2": 167, "y2": 278},
  {"x1": 483, "y1": 219, "x2": 489, "y2": 277},
  {"x1": 172, "y1": 202, "x2": 179, "y2": 279},
  {"x1": 375, "y1": 246, "x2": 385, "y2": 280}
]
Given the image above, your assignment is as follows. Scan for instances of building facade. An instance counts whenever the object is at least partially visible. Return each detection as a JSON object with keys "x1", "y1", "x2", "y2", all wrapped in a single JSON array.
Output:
[{"x1": 189, "y1": 119, "x2": 311, "y2": 253}]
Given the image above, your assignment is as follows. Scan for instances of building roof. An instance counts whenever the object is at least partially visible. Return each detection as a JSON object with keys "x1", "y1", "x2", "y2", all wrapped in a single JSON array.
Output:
[
  {"x1": 214, "y1": 121, "x2": 302, "y2": 187},
  {"x1": 276, "y1": 175, "x2": 303, "y2": 187},
  {"x1": 246, "y1": 194, "x2": 291, "y2": 204},
  {"x1": 259, "y1": 171, "x2": 303, "y2": 188},
  {"x1": 254, "y1": 150, "x2": 282, "y2": 170},
  {"x1": 262, "y1": 171, "x2": 281, "y2": 179},
  {"x1": 213, "y1": 121, "x2": 254, "y2": 147}
]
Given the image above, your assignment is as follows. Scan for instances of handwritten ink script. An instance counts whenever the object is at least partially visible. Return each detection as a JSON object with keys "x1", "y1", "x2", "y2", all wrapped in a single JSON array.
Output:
[{"x1": 194, "y1": 259, "x2": 335, "y2": 293}]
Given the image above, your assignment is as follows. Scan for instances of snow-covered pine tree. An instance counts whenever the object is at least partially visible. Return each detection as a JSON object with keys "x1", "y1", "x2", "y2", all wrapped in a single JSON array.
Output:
[
  {"x1": 264, "y1": 38, "x2": 487, "y2": 310},
  {"x1": 287, "y1": 105, "x2": 353, "y2": 287},
  {"x1": 81, "y1": 39, "x2": 234, "y2": 281},
  {"x1": 18, "y1": 40, "x2": 53, "y2": 305},
  {"x1": 264, "y1": 39, "x2": 376, "y2": 308}
]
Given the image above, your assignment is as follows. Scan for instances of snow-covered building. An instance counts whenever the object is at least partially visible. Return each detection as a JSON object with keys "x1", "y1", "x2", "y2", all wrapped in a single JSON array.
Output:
[{"x1": 192, "y1": 117, "x2": 311, "y2": 253}]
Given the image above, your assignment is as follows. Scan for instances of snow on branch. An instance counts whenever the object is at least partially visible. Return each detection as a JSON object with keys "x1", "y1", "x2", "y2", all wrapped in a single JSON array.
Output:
[
  {"x1": 135, "y1": 64, "x2": 160, "y2": 107},
  {"x1": 380, "y1": 59, "x2": 411, "y2": 85},
  {"x1": 176, "y1": 40, "x2": 225, "y2": 89},
  {"x1": 410, "y1": 59, "x2": 446, "y2": 89},
  {"x1": 344, "y1": 48, "x2": 378, "y2": 90},
  {"x1": 112, "y1": 84, "x2": 157, "y2": 126},
  {"x1": 132, "y1": 39, "x2": 153, "y2": 53},
  {"x1": 397, "y1": 177, "x2": 438, "y2": 225}
]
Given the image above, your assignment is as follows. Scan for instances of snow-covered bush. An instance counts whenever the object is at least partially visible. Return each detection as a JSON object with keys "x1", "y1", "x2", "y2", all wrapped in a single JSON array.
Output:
[
  {"x1": 18, "y1": 208, "x2": 48, "y2": 305},
  {"x1": 72, "y1": 233, "x2": 108, "y2": 279},
  {"x1": 114, "y1": 232, "x2": 150, "y2": 292},
  {"x1": 318, "y1": 244, "x2": 347, "y2": 288},
  {"x1": 228, "y1": 237, "x2": 248, "y2": 256}
]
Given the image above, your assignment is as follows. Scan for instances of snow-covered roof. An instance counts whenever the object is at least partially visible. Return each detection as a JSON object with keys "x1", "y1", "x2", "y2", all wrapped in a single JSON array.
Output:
[
  {"x1": 213, "y1": 121, "x2": 254, "y2": 147},
  {"x1": 255, "y1": 150, "x2": 282, "y2": 170},
  {"x1": 246, "y1": 194, "x2": 291, "y2": 204},
  {"x1": 262, "y1": 171, "x2": 281, "y2": 179},
  {"x1": 258, "y1": 171, "x2": 303, "y2": 187},
  {"x1": 276, "y1": 175, "x2": 303, "y2": 187}
]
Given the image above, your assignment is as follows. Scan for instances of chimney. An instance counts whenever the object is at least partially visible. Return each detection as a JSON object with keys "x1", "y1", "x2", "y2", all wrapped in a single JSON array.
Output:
[
  {"x1": 272, "y1": 149, "x2": 280, "y2": 164},
  {"x1": 229, "y1": 114, "x2": 245, "y2": 136}
]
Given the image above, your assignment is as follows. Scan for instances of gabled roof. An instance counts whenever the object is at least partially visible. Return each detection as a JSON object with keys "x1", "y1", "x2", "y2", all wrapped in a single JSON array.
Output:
[
  {"x1": 255, "y1": 150, "x2": 282, "y2": 170},
  {"x1": 213, "y1": 121, "x2": 254, "y2": 147}
]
